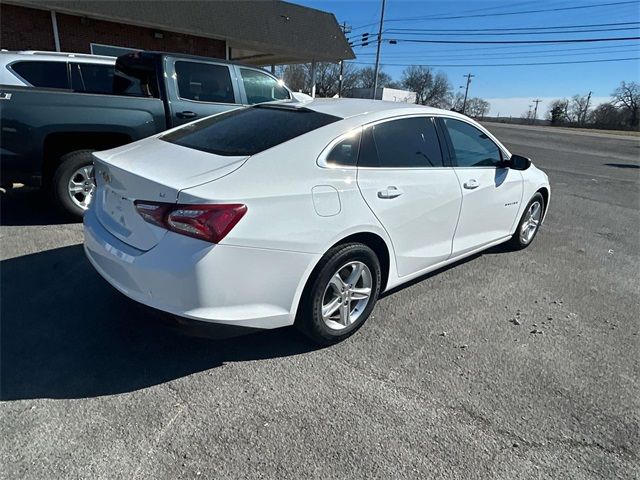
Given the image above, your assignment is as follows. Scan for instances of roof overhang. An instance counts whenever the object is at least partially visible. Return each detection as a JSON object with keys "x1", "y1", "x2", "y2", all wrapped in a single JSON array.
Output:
[{"x1": 4, "y1": 0, "x2": 355, "y2": 65}]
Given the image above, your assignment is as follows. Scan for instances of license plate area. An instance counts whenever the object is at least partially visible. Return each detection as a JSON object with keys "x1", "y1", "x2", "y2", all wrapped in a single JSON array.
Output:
[{"x1": 103, "y1": 186, "x2": 134, "y2": 230}]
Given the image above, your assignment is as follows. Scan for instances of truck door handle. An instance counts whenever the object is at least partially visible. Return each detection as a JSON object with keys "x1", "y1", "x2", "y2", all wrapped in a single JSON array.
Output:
[
  {"x1": 0, "y1": 92, "x2": 12, "y2": 100},
  {"x1": 377, "y1": 186, "x2": 404, "y2": 199},
  {"x1": 177, "y1": 111, "x2": 197, "y2": 119},
  {"x1": 463, "y1": 179, "x2": 479, "y2": 189}
]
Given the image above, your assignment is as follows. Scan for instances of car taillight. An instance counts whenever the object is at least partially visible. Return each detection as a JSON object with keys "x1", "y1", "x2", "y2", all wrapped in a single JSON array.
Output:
[{"x1": 134, "y1": 201, "x2": 247, "y2": 243}]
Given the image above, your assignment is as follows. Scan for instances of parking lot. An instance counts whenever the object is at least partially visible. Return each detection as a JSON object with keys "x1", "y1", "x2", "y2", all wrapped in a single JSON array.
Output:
[{"x1": 1, "y1": 124, "x2": 638, "y2": 479}]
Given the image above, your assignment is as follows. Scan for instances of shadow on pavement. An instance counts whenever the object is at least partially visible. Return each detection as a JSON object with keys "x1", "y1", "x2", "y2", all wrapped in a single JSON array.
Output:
[
  {"x1": 604, "y1": 163, "x2": 640, "y2": 169},
  {"x1": 0, "y1": 186, "x2": 77, "y2": 226},
  {"x1": 0, "y1": 244, "x2": 316, "y2": 401},
  {"x1": 381, "y1": 243, "x2": 511, "y2": 298}
]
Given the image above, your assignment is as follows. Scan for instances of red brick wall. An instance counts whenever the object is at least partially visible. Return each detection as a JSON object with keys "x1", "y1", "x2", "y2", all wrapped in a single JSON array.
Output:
[
  {"x1": 0, "y1": 4, "x2": 55, "y2": 51},
  {"x1": 1, "y1": 4, "x2": 226, "y2": 59}
]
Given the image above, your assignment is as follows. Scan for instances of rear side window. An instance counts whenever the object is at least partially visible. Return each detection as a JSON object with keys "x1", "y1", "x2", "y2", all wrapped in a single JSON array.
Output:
[
  {"x1": 175, "y1": 61, "x2": 235, "y2": 103},
  {"x1": 326, "y1": 131, "x2": 361, "y2": 167},
  {"x1": 162, "y1": 106, "x2": 341, "y2": 156},
  {"x1": 11, "y1": 61, "x2": 69, "y2": 89},
  {"x1": 70, "y1": 63, "x2": 114, "y2": 94},
  {"x1": 240, "y1": 68, "x2": 290, "y2": 104},
  {"x1": 359, "y1": 117, "x2": 444, "y2": 168}
]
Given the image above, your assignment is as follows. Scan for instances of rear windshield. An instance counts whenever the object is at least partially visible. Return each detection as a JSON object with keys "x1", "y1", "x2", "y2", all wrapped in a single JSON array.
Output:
[{"x1": 161, "y1": 106, "x2": 341, "y2": 156}]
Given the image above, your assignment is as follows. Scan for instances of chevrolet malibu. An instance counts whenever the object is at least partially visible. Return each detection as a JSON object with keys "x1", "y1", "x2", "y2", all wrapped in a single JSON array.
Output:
[{"x1": 84, "y1": 99, "x2": 550, "y2": 345}]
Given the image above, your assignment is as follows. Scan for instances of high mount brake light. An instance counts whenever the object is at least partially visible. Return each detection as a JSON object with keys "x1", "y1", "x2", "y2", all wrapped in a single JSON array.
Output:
[{"x1": 134, "y1": 201, "x2": 247, "y2": 243}]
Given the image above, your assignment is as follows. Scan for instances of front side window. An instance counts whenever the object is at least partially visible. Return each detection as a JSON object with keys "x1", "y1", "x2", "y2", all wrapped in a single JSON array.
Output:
[
  {"x1": 70, "y1": 63, "x2": 114, "y2": 94},
  {"x1": 11, "y1": 61, "x2": 69, "y2": 89},
  {"x1": 359, "y1": 117, "x2": 444, "y2": 168},
  {"x1": 162, "y1": 105, "x2": 340, "y2": 156},
  {"x1": 240, "y1": 68, "x2": 290, "y2": 104},
  {"x1": 175, "y1": 61, "x2": 235, "y2": 103},
  {"x1": 443, "y1": 118, "x2": 502, "y2": 167}
]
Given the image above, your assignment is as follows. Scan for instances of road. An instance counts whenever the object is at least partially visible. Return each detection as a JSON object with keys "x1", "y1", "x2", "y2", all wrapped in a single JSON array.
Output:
[{"x1": 1, "y1": 124, "x2": 639, "y2": 479}]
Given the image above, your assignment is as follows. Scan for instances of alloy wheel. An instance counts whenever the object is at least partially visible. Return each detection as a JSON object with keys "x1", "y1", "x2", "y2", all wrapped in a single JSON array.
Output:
[
  {"x1": 67, "y1": 165, "x2": 95, "y2": 211},
  {"x1": 321, "y1": 261, "x2": 373, "y2": 330},
  {"x1": 519, "y1": 201, "x2": 542, "y2": 244}
]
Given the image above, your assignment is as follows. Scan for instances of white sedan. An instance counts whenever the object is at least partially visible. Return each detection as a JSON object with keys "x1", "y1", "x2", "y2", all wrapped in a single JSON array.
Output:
[{"x1": 84, "y1": 99, "x2": 550, "y2": 345}]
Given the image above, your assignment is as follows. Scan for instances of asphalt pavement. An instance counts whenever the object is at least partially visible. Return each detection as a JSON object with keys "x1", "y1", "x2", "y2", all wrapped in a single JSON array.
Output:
[{"x1": 1, "y1": 123, "x2": 639, "y2": 479}]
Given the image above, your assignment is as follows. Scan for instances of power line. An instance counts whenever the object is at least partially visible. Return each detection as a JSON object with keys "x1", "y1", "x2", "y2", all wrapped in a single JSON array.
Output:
[
  {"x1": 387, "y1": 36, "x2": 640, "y2": 46},
  {"x1": 383, "y1": 1, "x2": 639, "y2": 23},
  {"x1": 385, "y1": 21, "x2": 640, "y2": 33},
  {"x1": 355, "y1": 42, "x2": 640, "y2": 56},
  {"x1": 382, "y1": 26, "x2": 640, "y2": 36},
  {"x1": 348, "y1": 1, "x2": 636, "y2": 31},
  {"x1": 349, "y1": 57, "x2": 640, "y2": 67},
  {"x1": 355, "y1": 47, "x2": 640, "y2": 62}
]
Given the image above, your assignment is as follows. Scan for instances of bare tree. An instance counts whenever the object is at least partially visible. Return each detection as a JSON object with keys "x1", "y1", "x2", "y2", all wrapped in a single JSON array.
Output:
[
  {"x1": 277, "y1": 62, "x2": 359, "y2": 97},
  {"x1": 352, "y1": 66, "x2": 394, "y2": 89},
  {"x1": 590, "y1": 102, "x2": 624, "y2": 129},
  {"x1": 400, "y1": 66, "x2": 452, "y2": 107},
  {"x1": 450, "y1": 92, "x2": 465, "y2": 112},
  {"x1": 546, "y1": 99, "x2": 570, "y2": 125},
  {"x1": 569, "y1": 94, "x2": 591, "y2": 126},
  {"x1": 465, "y1": 97, "x2": 490, "y2": 119},
  {"x1": 612, "y1": 80, "x2": 639, "y2": 128}
]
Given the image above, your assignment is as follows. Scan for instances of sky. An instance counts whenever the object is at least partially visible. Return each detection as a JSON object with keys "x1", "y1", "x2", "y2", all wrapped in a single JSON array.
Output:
[{"x1": 295, "y1": 0, "x2": 640, "y2": 116}]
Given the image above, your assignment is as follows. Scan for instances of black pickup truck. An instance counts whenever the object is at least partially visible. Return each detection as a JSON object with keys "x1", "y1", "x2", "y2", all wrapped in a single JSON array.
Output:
[{"x1": 0, "y1": 51, "x2": 295, "y2": 217}]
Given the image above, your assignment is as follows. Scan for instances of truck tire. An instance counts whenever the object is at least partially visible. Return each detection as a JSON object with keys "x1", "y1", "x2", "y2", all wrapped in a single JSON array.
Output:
[{"x1": 52, "y1": 150, "x2": 96, "y2": 219}]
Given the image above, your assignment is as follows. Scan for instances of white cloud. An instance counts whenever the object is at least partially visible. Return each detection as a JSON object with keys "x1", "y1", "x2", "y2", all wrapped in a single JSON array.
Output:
[{"x1": 485, "y1": 96, "x2": 611, "y2": 118}]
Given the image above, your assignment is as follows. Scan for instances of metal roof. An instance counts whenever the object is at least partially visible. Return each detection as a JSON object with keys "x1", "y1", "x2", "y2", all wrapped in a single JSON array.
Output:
[{"x1": 5, "y1": 0, "x2": 355, "y2": 64}]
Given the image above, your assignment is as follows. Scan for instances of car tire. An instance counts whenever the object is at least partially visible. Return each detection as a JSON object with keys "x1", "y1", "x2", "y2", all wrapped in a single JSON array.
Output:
[
  {"x1": 295, "y1": 242, "x2": 381, "y2": 346},
  {"x1": 52, "y1": 150, "x2": 96, "y2": 219},
  {"x1": 508, "y1": 192, "x2": 545, "y2": 250}
]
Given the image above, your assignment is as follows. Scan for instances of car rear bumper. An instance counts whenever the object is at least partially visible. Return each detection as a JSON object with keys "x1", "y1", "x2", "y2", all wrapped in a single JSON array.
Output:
[{"x1": 83, "y1": 207, "x2": 318, "y2": 329}]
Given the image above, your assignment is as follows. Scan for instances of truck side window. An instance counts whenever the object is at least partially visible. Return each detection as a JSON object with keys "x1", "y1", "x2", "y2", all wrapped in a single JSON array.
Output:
[
  {"x1": 175, "y1": 61, "x2": 235, "y2": 104},
  {"x1": 70, "y1": 63, "x2": 114, "y2": 94},
  {"x1": 239, "y1": 68, "x2": 290, "y2": 104},
  {"x1": 11, "y1": 61, "x2": 69, "y2": 89}
]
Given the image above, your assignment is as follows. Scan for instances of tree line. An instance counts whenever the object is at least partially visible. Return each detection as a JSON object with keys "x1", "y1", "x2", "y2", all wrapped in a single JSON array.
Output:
[
  {"x1": 275, "y1": 63, "x2": 491, "y2": 118},
  {"x1": 544, "y1": 81, "x2": 639, "y2": 131}
]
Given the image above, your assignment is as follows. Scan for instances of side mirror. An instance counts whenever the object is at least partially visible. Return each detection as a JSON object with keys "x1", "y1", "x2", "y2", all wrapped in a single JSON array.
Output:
[{"x1": 508, "y1": 154, "x2": 532, "y2": 171}]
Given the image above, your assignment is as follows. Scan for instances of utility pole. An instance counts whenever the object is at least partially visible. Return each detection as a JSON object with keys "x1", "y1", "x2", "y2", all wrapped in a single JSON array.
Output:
[
  {"x1": 461, "y1": 73, "x2": 474, "y2": 114},
  {"x1": 338, "y1": 22, "x2": 351, "y2": 98},
  {"x1": 372, "y1": 0, "x2": 386, "y2": 100},
  {"x1": 583, "y1": 91, "x2": 592, "y2": 126},
  {"x1": 532, "y1": 98, "x2": 541, "y2": 125}
]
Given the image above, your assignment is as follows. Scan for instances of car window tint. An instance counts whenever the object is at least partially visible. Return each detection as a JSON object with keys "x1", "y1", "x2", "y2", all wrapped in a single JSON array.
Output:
[
  {"x1": 360, "y1": 117, "x2": 443, "y2": 168},
  {"x1": 240, "y1": 68, "x2": 290, "y2": 104},
  {"x1": 326, "y1": 131, "x2": 361, "y2": 167},
  {"x1": 11, "y1": 61, "x2": 69, "y2": 89},
  {"x1": 162, "y1": 105, "x2": 340, "y2": 156},
  {"x1": 443, "y1": 118, "x2": 502, "y2": 167},
  {"x1": 70, "y1": 63, "x2": 114, "y2": 94},
  {"x1": 175, "y1": 61, "x2": 235, "y2": 103}
]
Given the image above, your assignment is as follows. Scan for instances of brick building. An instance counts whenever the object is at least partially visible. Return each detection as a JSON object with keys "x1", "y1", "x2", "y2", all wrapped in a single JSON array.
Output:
[{"x1": 0, "y1": 0, "x2": 354, "y2": 65}]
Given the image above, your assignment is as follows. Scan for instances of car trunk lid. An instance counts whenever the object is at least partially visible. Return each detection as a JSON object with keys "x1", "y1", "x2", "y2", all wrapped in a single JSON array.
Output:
[{"x1": 92, "y1": 139, "x2": 248, "y2": 251}]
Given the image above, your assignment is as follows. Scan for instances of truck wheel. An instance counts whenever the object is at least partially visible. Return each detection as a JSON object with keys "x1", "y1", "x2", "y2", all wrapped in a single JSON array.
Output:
[{"x1": 52, "y1": 150, "x2": 96, "y2": 219}]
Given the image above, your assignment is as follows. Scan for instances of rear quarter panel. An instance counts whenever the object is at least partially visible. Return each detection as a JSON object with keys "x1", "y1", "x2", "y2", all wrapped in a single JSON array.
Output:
[{"x1": 177, "y1": 120, "x2": 393, "y2": 256}]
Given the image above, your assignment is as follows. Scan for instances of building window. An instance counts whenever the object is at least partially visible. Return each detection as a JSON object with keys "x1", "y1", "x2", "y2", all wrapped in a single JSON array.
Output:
[{"x1": 90, "y1": 43, "x2": 141, "y2": 57}]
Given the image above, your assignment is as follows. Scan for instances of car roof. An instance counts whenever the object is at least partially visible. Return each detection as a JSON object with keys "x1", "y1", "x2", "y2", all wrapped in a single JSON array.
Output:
[{"x1": 302, "y1": 98, "x2": 465, "y2": 121}]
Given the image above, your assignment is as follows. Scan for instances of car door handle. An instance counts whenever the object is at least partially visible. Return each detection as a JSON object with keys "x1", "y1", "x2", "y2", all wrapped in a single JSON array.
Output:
[
  {"x1": 377, "y1": 186, "x2": 404, "y2": 199},
  {"x1": 177, "y1": 111, "x2": 197, "y2": 119},
  {"x1": 463, "y1": 179, "x2": 479, "y2": 189}
]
